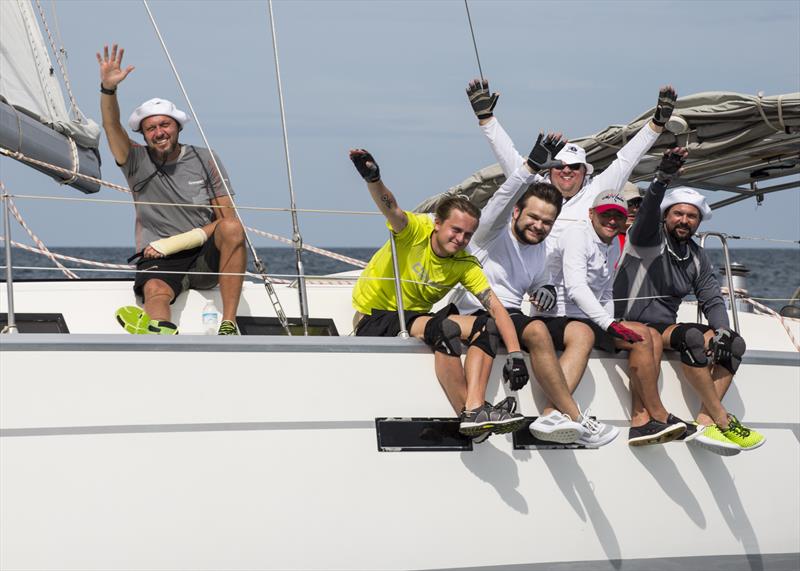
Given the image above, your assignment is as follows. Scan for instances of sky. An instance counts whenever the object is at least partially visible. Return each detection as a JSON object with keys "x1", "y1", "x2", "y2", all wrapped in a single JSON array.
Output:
[{"x1": 1, "y1": 0, "x2": 799, "y2": 251}]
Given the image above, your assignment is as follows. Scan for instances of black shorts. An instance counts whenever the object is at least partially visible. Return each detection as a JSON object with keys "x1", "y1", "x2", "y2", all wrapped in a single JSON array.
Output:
[
  {"x1": 133, "y1": 236, "x2": 221, "y2": 304},
  {"x1": 543, "y1": 316, "x2": 616, "y2": 353},
  {"x1": 471, "y1": 308, "x2": 547, "y2": 353},
  {"x1": 355, "y1": 303, "x2": 461, "y2": 339}
]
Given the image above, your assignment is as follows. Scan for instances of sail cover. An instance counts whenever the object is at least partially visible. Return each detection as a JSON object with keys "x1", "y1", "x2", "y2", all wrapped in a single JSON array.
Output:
[{"x1": 417, "y1": 92, "x2": 800, "y2": 213}]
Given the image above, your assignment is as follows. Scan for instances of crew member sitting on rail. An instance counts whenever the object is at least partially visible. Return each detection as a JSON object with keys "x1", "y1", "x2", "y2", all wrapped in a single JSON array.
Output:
[
  {"x1": 465, "y1": 80, "x2": 677, "y2": 427},
  {"x1": 97, "y1": 44, "x2": 244, "y2": 335},
  {"x1": 349, "y1": 149, "x2": 528, "y2": 440},
  {"x1": 452, "y1": 131, "x2": 619, "y2": 447},
  {"x1": 613, "y1": 148, "x2": 766, "y2": 454}
]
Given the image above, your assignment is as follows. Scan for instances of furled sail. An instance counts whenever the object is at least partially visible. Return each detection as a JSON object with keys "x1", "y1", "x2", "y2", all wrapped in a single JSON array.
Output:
[
  {"x1": 0, "y1": 0, "x2": 102, "y2": 193},
  {"x1": 416, "y1": 92, "x2": 800, "y2": 213}
]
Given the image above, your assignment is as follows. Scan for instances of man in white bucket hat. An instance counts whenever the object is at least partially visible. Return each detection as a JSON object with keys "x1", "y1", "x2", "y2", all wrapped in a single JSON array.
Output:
[
  {"x1": 614, "y1": 147, "x2": 765, "y2": 455},
  {"x1": 96, "y1": 44, "x2": 245, "y2": 336}
]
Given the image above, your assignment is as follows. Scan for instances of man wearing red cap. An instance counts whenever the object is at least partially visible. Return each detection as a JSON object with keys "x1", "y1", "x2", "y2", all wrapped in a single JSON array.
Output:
[{"x1": 97, "y1": 44, "x2": 245, "y2": 335}]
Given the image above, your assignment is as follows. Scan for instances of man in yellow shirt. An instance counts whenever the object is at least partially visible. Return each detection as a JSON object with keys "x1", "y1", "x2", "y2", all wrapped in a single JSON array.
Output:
[{"x1": 350, "y1": 149, "x2": 528, "y2": 440}]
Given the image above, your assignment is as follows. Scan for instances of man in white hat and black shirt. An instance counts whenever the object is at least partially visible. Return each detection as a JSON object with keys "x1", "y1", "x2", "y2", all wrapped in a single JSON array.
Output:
[
  {"x1": 97, "y1": 44, "x2": 245, "y2": 335},
  {"x1": 614, "y1": 147, "x2": 766, "y2": 455}
]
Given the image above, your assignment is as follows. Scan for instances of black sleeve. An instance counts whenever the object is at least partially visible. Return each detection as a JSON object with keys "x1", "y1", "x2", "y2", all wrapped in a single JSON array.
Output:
[
  {"x1": 628, "y1": 179, "x2": 668, "y2": 247},
  {"x1": 695, "y1": 249, "x2": 730, "y2": 329}
]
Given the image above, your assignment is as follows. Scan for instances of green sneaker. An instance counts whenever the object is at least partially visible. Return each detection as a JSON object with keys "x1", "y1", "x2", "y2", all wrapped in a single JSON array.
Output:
[
  {"x1": 721, "y1": 415, "x2": 766, "y2": 451},
  {"x1": 692, "y1": 424, "x2": 741, "y2": 456},
  {"x1": 217, "y1": 320, "x2": 239, "y2": 335},
  {"x1": 115, "y1": 306, "x2": 178, "y2": 335}
]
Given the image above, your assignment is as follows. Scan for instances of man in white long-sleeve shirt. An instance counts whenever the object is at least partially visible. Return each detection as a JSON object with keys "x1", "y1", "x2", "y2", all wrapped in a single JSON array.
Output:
[
  {"x1": 466, "y1": 80, "x2": 676, "y2": 398},
  {"x1": 456, "y1": 133, "x2": 619, "y2": 447}
]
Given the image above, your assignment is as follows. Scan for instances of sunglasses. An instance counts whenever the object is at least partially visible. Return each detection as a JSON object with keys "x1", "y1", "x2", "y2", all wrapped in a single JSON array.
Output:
[
  {"x1": 553, "y1": 163, "x2": 584, "y2": 171},
  {"x1": 627, "y1": 198, "x2": 643, "y2": 209}
]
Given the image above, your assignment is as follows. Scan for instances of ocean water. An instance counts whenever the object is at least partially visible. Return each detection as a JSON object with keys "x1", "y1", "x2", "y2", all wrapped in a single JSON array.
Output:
[{"x1": 3, "y1": 246, "x2": 799, "y2": 311}]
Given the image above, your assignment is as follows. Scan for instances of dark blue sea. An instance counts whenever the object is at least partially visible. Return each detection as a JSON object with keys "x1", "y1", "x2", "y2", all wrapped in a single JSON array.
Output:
[{"x1": 3, "y1": 246, "x2": 799, "y2": 311}]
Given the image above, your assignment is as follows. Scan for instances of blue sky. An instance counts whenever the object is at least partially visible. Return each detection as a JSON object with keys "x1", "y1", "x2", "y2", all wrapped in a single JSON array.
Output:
[{"x1": 2, "y1": 0, "x2": 799, "y2": 249}]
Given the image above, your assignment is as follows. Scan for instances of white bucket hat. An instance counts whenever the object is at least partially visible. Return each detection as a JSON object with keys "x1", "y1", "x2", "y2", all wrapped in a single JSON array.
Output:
[
  {"x1": 622, "y1": 181, "x2": 642, "y2": 202},
  {"x1": 128, "y1": 98, "x2": 190, "y2": 132},
  {"x1": 555, "y1": 142, "x2": 594, "y2": 175},
  {"x1": 660, "y1": 186, "x2": 713, "y2": 221}
]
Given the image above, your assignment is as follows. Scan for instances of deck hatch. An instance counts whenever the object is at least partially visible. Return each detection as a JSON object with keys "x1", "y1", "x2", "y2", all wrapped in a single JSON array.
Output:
[
  {"x1": 236, "y1": 316, "x2": 339, "y2": 336},
  {"x1": 0, "y1": 313, "x2": 70, "y2": 333},
  {"x1": 375, "y1": 417, "x2": 473, "y2": 452}
]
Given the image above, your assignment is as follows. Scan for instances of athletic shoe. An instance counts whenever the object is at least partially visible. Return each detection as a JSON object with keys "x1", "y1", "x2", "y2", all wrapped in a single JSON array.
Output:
[
  {"x1": 470, "y1": 399, "x2": 515, "y2": 443},
  {"x1": 628, "y1": 418, "x2": 686, "y2": 446},
  {"x1": 459, "y1": 401, "x2": 525, "y2": 437},
  {"x1": 489, "y1": 397, "x2": 526, "y2": 435},
  {"x1": 115, "y1": 306, "x2": 153, "y2": 334},
  {"x1": 575, "y1": 410, "x2": 619, "y2": 448},
  {"x1": 529, "y1": 410, "x2": 583, "y2": 444},
  {"x1": 691, "y1": 424, "x2": 741, "y2": 456},
  {"x1": 721, "y1": 414, "x2": 766, "y2": 451},
  {"x1": 217, "y1": 320, "x2": 239, "y2": 335},
  {"x1": 115, "y1": 306, "x2": 179, "y2": 335},
  {"x1": 667, "y1": 414, "x2": 700, "y2": 442}
]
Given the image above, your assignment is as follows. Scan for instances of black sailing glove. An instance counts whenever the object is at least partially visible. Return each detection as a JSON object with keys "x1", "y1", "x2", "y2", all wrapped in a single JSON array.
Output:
[
  {"x1": 466, "y1": 78, "x2": 499, "y2": 120},
  {"x1": 503, "y1": 351, "x2": 529, "y2": 391},
  {"x1": 653, "y1": 86, "x2": 677, "y2": 126},
  {"x1": 527, "y1": 133, "x2": 566, "y2": 172},
  {"x1": 349, "y1": 149, "x2": 381, "y2": 183},
  {"x1": 531, "y1": 285, "x2": 557, "y2": 311},
  {"x1": 655, "y1": 147, "x2": 687, "y2": 184}
]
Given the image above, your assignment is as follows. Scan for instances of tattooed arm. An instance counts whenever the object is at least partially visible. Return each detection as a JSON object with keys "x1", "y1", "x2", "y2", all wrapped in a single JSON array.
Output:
[
  {"x1": 477, "y1": 288, "x2": 522, "y2": 353},
  {"x1": 349, "y1": 148, "x2": 408, "y2": 233}
]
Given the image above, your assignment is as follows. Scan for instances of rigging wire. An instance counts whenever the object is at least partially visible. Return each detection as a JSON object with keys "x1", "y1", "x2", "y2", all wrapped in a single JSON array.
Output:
[
  {"x1": 463, "y1": 0, "x2": 485, "y2": 81},
  {"x1": 141, "y1": 0, "x2": 291, "y2": 335},
  {"x1": 267, "y1": 0, "x2": 310, "y2": 335}
]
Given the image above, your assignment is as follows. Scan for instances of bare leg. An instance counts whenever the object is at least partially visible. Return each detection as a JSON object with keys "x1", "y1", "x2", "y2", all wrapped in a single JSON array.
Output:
[
  {"x1": 142, "y1": 279, "x2": 174, "y2": 322},
  {"x1": 662, "y1": 326, "x2": 729, "y2": 428},
  {"x1": 629, "y1": 327, "x2": 664, "y2": 425},
  {"x1": 213, "y1": 218, "x2": 247, "y2": 322},
  {"x1": 559, "y1": 321, "x2": 594, "y2": 393},
  {"x1": 523, "y1": 320, "x2": 581, "y2": 419},
  {"x1": 618, "y1": 322, "x2": 668, "y2": 426},
  {"x1": 696, "y1": 330, "x2": 735, "y2": 424}
]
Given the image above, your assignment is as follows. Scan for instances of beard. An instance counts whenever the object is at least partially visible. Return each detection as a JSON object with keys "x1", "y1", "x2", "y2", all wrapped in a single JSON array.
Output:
[
  {"x1": 668, "y1": 222, "x2": 694, "y2": 243},
  {"x1": 147, "y1": 138, "x2": 179, "y2": 162},
  {"x1": 513, "y1": 219, "x2": 544, "y2": 245}
]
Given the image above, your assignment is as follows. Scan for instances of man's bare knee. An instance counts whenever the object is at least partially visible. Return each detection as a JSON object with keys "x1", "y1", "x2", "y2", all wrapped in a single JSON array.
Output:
[
  {"x1": 522, "y1": 320, "x2": 551, "y2": 351},
  {"x1": 215, "y1": 218, "x2": 245, "y2": 245},
  {"x1": 143, "y1": 279, "x2": 174, "y2": 301}
]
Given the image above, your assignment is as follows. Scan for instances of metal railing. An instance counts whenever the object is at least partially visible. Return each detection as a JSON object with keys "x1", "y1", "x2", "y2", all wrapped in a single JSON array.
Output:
[
  {"x1": 388, "y1": 231, "x2": 409, "y2": 339},
  {"x1": 697, "y1": 232, "x2": 739, "y2": 333},
  {"x1": 2, "y1": 191, "x2": 18, "y2": 334}
]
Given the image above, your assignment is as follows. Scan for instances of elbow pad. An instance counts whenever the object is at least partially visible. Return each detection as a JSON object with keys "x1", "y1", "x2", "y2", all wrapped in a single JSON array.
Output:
[{"x1": 150, "y1": 228, "x2": 208, "y2": 256}]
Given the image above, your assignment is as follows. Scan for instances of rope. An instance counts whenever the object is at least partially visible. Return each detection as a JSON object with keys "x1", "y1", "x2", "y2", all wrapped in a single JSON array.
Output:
[
  {"x1": 740, "y1": 296, "x2": 800, "y2": 352},
  {"x1": 246, "y1": 226, "x2": 368, "y2": 268},
  {"x1": 463, "y1": 0, "x2": 485, "y2": 81},
  {"x1": 33, "y1": 0, "x2": 82, "y2": 121},
  {"x1": 60, "y1": 136, "x2": 79, "y2": 185},
  {"x1": 0, "y1": 237, "x2": 134, "y2": 269}
]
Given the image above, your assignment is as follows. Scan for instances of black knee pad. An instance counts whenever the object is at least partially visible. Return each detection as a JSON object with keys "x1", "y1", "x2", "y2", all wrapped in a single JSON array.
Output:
[
  {"x1": 423, "y1": 317, "x2": 463, "y2": 356},
  {"x1": 670, "y1": 324, "x2": 708, "y2": 368},
  {"x1": 711, "y1": 328, "x2": 746, "y2": 374},
  {"x1": 467, "y1": 315, "x2": 499, "y2": 358}
]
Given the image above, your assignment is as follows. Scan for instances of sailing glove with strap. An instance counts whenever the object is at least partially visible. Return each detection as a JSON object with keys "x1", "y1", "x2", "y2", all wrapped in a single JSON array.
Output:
[
  {"x1": 655, "y1": 147, "x2": 687, "y2": 184},
  {"x1": 349, "y1": 149, "x2": 381, "y2": 183},
  {"x1": 466, "y1": 79, "x2": 499, "y2": 120},
  {"x1": 526, "y1": 133, "x2": 566, "y2": 172},
  {"x1": 607, "y1": 321, "x2": 644, "y2": 343},
  {"x1": 530, "y1": 285, "x2": 557, "y2": 311},
  {"x1": 652, "y1": 86, "x2": 677, "y2": 127},
  {"x1": 503, "y1": 351, "x2": 529, "y2": 391},
  {"x1": 708, "y1": 327, "x2": 746, "y2": 374}
]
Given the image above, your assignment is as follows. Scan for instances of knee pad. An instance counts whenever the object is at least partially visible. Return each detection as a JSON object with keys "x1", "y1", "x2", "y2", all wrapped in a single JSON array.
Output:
[
  {"x1": 710, "y1": 328, "x2": 746, "y2": 374},
  {"x1": 467, "y1": 315, "x2": 499, "y2": 358},
  {"x1": 670, "y1": 324, "x2": 708, "y2": 368},
  {"x1": 423, "y1": 317, "x2": 463, "y2": 356}
]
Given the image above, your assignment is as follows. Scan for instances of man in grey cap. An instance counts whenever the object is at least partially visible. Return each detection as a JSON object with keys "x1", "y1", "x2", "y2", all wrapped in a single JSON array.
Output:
[
  {"x1": 97, "y1": 44, "x2": 245, "y2": 335},
  {"x1": 614, "y1": 147, "x2": 765, "y2": 455}
]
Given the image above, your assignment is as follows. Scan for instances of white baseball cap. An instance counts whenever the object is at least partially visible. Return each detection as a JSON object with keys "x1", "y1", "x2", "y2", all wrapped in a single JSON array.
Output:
[
  {"x1": 555, "y1": 143, "x2": 594, "y2": 175},
  {"x1": 622, "y1": 181, "x2": 642, "y2": 202},
  {"x1": 660, "y1": 186, "x2": 713, "y2": 221},
  {"x1": 128, "y1": 98, "x2": 190, "y2": 132}
]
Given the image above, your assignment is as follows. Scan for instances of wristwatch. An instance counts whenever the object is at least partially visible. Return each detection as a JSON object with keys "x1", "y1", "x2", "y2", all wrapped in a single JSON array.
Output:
[{"x1": 100, "y1": 83, "x2": 116, "y2": 95}]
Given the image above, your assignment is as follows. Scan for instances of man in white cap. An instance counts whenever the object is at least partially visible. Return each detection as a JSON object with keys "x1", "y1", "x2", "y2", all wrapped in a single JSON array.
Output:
[
  {"x1": 466, "y1": 80, "x2": 676, "y2": 408},
  {"x1": 619, "y1": 181, "x2": 643, "y2": 252},
  {"x1": 97, "y1": 44, "x2": 245, "y2": 335},
  {"x1": 614, "y1": 148, "x2": 766, "y2": 455}
]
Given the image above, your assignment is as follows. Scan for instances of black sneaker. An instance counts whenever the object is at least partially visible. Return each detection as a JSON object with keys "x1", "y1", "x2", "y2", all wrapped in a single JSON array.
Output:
[
  {"x1": 459, "y1": 401, "x2": 525, "y2": 437},
  {"x1": 667, "y1": 413, "x2": 699, "y2": 441},
  {"x1": 628, "y1": 418, "x2": 686, "y2": 446},
  {"x1": 490, "y1": 397, "x2": 525, "y2": 434}
]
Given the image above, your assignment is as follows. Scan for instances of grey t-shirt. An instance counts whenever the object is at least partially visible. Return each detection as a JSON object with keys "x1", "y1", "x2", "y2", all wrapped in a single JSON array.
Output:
[{"x1": 121, "y1": 144, "x2": 234, "y2": 251}]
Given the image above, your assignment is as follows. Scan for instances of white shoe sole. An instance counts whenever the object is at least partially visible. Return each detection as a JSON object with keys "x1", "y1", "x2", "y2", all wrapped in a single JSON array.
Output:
[
  {"x1": 531, "y1": 425, "x2": 582, "y2": 443},
  {"x1": 690, "y1": 437, "x2": 741, "y2": 456},
  {"x1": 628, "y1": 423, "x2": 686, "y2": 446}
]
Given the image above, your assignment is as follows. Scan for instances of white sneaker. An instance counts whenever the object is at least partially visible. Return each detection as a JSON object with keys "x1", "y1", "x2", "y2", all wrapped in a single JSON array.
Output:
[
  {"x1": 530, "y1": 410, "x2": 583, "y2": 444},
  {"x1": 576, "y1": 410, "x2": 619, "y2": 448}
]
